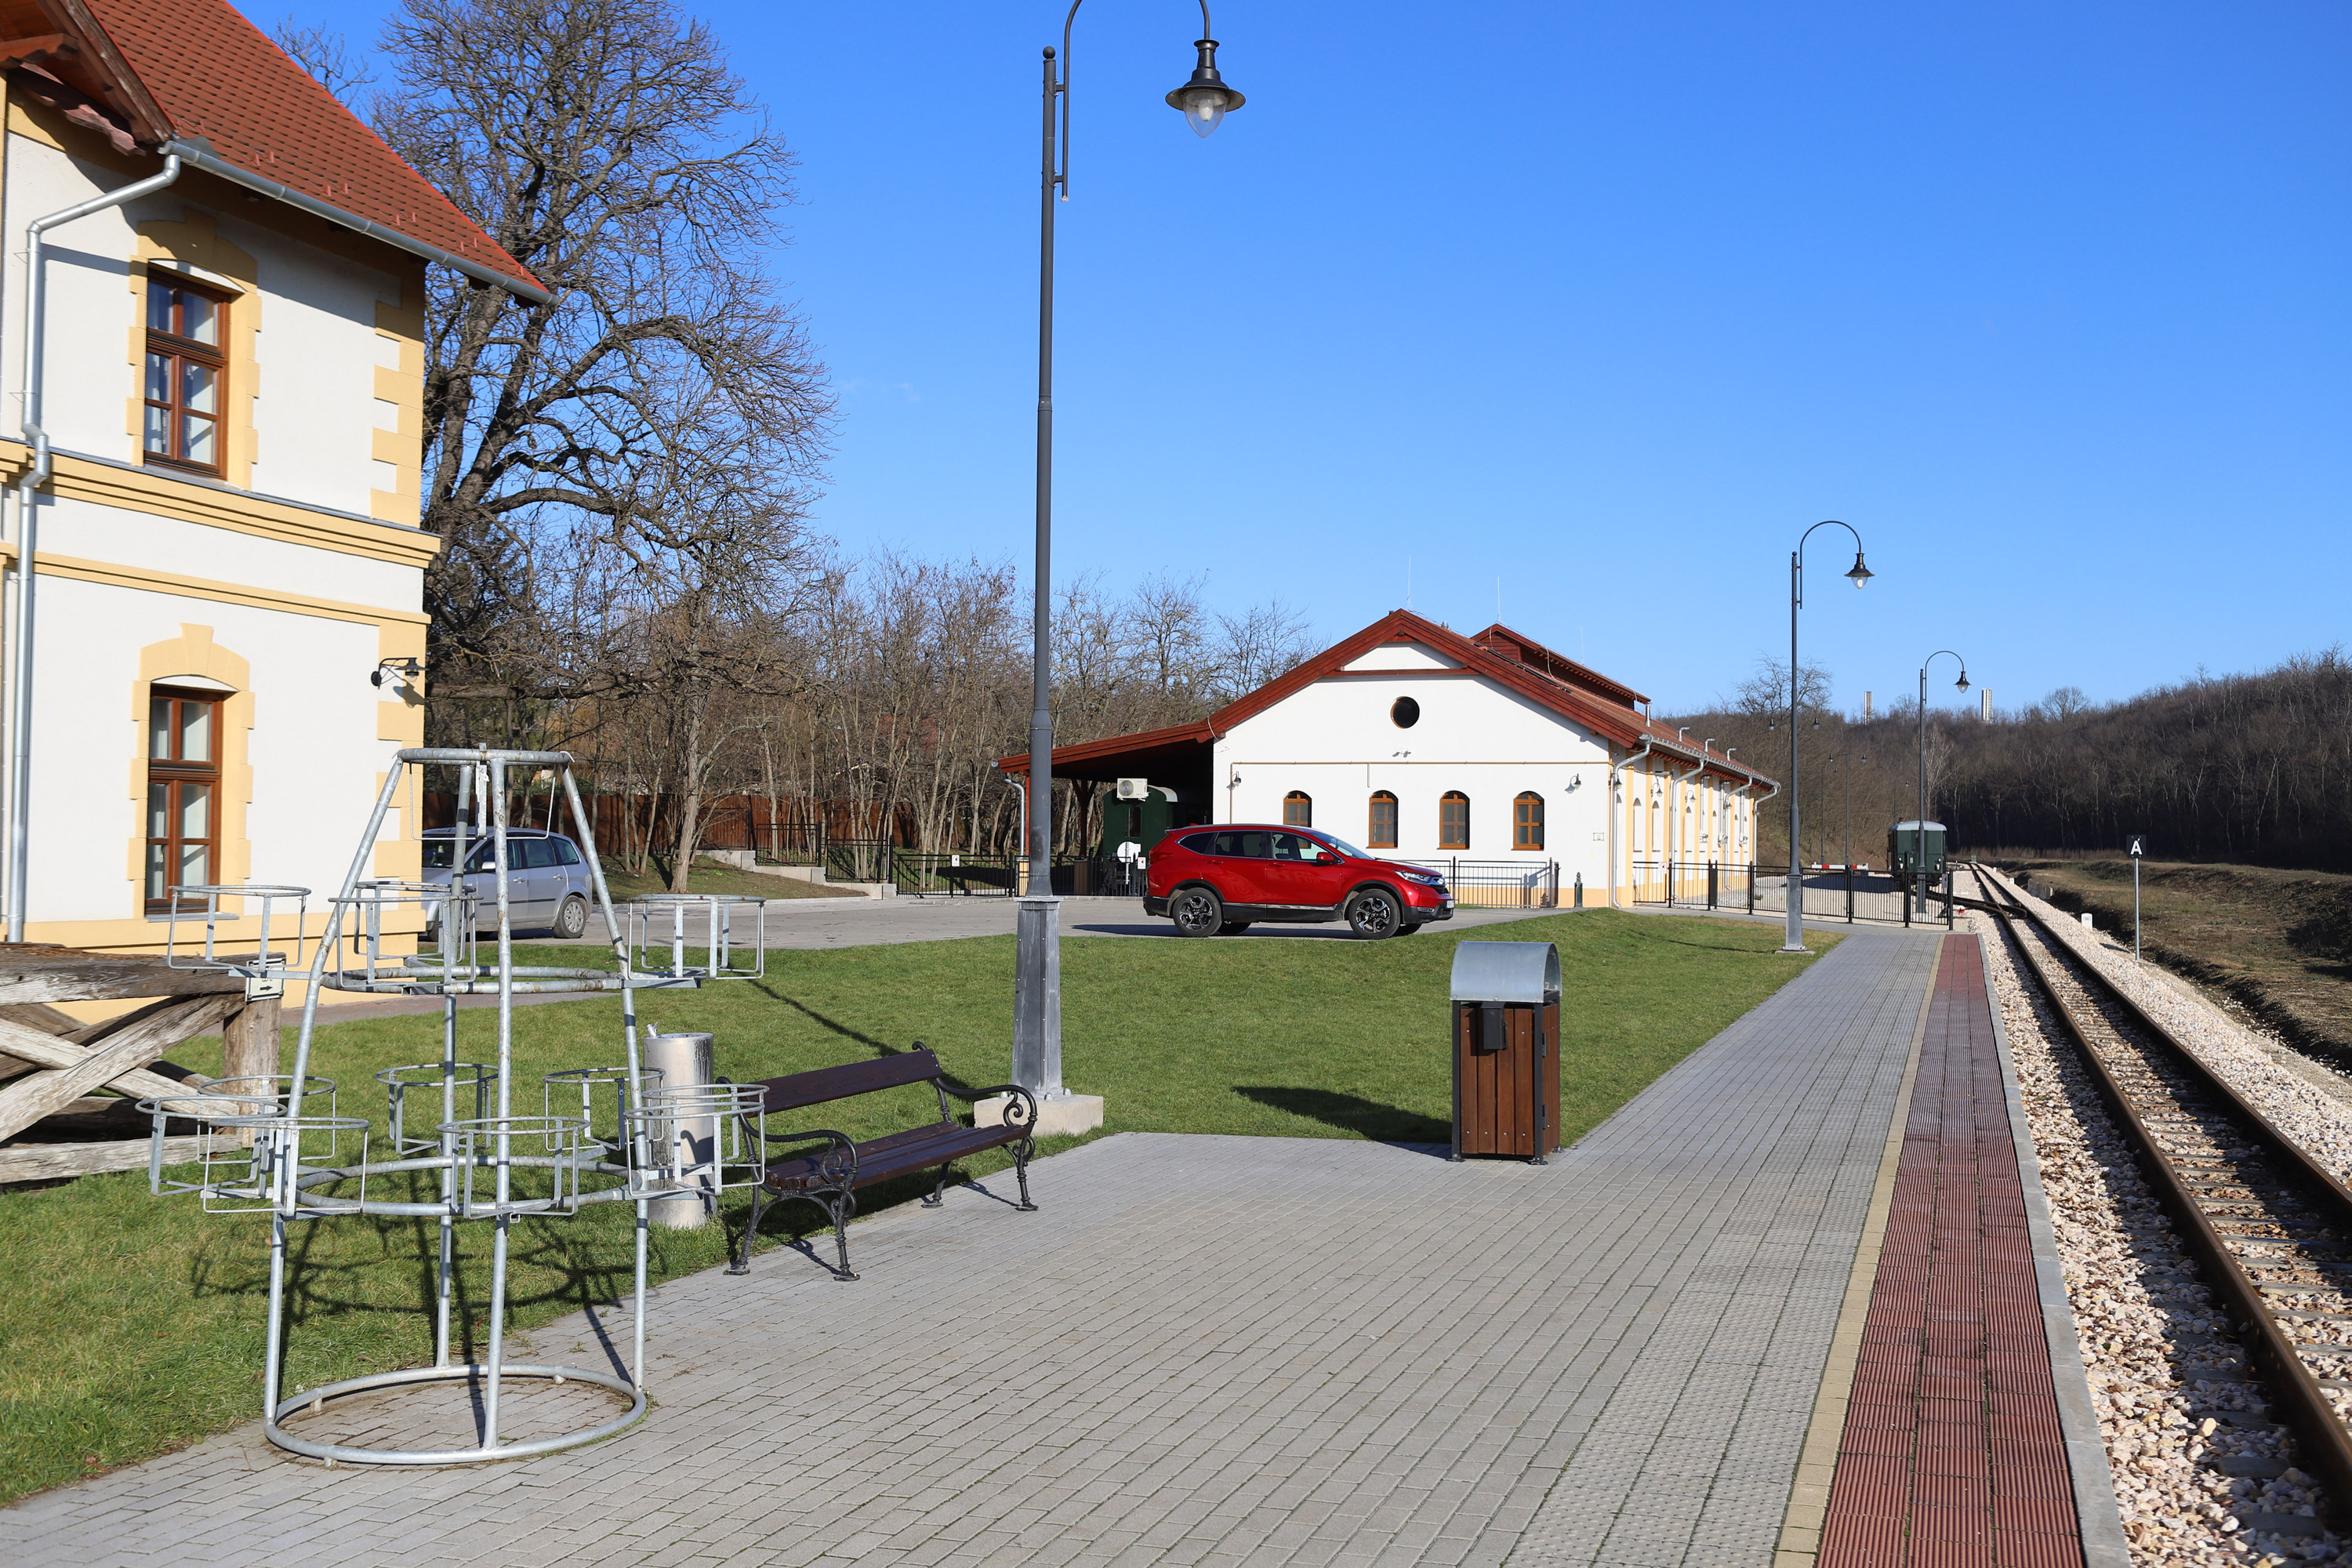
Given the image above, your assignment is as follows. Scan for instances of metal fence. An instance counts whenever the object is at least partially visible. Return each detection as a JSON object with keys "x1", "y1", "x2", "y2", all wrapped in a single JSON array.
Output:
[
  {"x1": 1425, "y1": 858, "x2": 1561, "y2": 909},
  {"x1": 1628, "y1": 860, "x2": 1759, "y2": 912}
]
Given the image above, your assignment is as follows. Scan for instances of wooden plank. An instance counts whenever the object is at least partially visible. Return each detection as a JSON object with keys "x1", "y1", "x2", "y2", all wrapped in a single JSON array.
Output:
[
  {"x1": 0, "y1": 943, "x2": 244, "y2": 1006},
  {"x1": 0, "y1": 1134, "x2": 207, "y2": 1184},
  {"x1": 0, "y1": 1014, "x2": 205, "y2": 1105},
  {"x1": 0, "y1": 994, "x2": 238, "y2": 1142}
]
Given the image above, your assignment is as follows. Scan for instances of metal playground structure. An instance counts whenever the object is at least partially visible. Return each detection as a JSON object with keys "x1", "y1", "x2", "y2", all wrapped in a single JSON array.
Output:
[{"x1": 138, "y1": 747, "x2": 768, "y2": 1466}]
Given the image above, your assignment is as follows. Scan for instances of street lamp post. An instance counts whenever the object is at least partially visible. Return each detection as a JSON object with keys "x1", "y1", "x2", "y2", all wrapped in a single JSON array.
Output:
[
  {"x1": 1915, "y1": 651, "x2": 1969, "y2": 921},
  {"x1": 1018, "y1": 4, "x2": 1245, "y2": 1106},
  {"x1": 1781, "y1": 522, "x2": 1873, "y2": 953}
]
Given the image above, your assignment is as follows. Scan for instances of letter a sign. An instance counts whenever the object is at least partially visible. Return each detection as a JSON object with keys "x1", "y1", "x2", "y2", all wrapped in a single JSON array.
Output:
[{"x1": 2128, "y1": 835, "x2": 2146, "y2": 858}]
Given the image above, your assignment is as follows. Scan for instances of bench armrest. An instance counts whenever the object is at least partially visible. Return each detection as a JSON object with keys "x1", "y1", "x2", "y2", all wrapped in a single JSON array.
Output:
[
  {"x1": 945, "y1": 1082, "x2": 1039, "y2": 1135},
  {"x1": 757, "y1": 1124, "x2": 858, "y2": 1185}
]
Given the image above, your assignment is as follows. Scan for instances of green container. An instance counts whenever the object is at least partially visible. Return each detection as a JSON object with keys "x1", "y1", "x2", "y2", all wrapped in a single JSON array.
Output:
[
  {"x1": 1887, "y1": 820, "x2": 1947, "y2": 879},
  {"x1": 1098, "y1": 786, "x2": 1180, "y2": 859}
]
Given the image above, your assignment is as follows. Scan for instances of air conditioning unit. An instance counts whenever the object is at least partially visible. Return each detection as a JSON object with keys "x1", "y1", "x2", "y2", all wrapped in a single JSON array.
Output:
[{"x1": 1116, "y1": 777, "x2": 1150, "y2": 801}]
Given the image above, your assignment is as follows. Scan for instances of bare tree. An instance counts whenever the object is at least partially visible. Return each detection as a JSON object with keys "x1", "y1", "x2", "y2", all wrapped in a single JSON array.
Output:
[
  {"x1": 270, "y1": 20, "x2": 379, "y2": 101},
  {"x1": 373, "y1": 0, "x2": 833, "y2": 708}
]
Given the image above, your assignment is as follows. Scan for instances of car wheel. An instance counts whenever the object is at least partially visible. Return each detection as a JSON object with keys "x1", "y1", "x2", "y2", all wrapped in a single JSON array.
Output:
[
  {"x1": 554, "y1": 895, "x2": 590, "y2": 940},
  {"x1": 1345, "y1": 887, "x2": 1403, "y2": 939},
  {"x1": 1217, "y1": 921, "x2": 1253, "y2": 936},
  {"x1": 1171, "y1": 886, "x2": 1223, "y2": 938}
]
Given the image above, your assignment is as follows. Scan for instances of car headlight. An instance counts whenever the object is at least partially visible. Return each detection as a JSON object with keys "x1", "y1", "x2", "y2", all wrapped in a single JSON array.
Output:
[{"x1": 1401, "y1": 871, "x2": 1446, "y2": 887}]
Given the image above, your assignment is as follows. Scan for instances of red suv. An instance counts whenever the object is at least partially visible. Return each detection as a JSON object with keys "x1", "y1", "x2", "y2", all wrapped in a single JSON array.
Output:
[{"x1": 1143, "y1": 825, "x2": 1454, "y2": 939}]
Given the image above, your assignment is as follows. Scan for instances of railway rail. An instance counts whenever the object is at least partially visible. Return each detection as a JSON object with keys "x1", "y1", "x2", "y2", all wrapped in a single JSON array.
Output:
[{"x1": 1972, "y1": 863, "x2": 2352, "y2": 1531}]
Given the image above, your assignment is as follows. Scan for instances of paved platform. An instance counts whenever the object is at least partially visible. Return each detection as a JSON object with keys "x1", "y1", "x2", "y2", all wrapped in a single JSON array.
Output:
[{"x1": 7, "y1": 929, "x2": 1947, "y2": 1568}]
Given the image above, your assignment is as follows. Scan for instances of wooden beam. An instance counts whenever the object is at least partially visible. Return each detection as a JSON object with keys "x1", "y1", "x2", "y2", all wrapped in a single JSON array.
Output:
[
  {"x1": 0, "y1": 994, "x2": 238, "y2": 1142},
  {"x1": 0, "y1": 1135, "x2": 206, "y2": 1185},
  {"x1": 0, "y1": 1015, "x2": 204, "y2": 1104},
  {"x1": 0, "y1": 944, "x2": 244, "y2": 1006}
]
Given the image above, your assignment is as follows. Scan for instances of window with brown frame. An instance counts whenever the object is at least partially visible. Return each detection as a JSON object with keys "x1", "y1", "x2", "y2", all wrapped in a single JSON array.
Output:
[
  {"x1": 145, "y1": 688, "x2": 222, "y2": 909},
  {"x1": 1513, "y1": 791, "x2": 1544, "y2": 851},
  {"x1": 1282, "y1": 790, "x2": 1312, "y2": 828},
  {"x1": 1438, "y1": 791, "x2": 1469, "y2": 850},
  {"x1": 1367, "y1": 791, "x2": 1398, "y2": 848},
  {"x1": 143, "y1": 274, "x2": 229, "y2": 477}
]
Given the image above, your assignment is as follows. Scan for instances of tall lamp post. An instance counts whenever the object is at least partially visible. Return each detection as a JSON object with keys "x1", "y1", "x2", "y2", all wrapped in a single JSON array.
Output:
[
  {"x1": 1914, "y1": 650, "x2": 1969, "y2": 918},
  {"x1": 1781, "y1": 522, "x2": 1874, "y2": 953},
  {"x1": 1018, "y1": 5, "x2": 1245, "y2": 1109}
]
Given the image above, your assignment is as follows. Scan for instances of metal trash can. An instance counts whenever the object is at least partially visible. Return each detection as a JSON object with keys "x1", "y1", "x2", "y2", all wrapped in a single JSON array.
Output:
[
  {"x1": 1449, "y1": 942, "x2": 1563, "y2": 1164},
  {"x1": 640, "y1": 1030, "x2": 716, "y2": 1229}
]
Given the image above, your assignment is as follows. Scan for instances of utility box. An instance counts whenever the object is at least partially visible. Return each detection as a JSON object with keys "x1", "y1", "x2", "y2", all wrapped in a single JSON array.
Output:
[
  {"x1": 1449, "y1": 942, "x2": 1563, "y2": 1163},
  {"x1": 1888, "y1": 820, "x2": 1947, "y2": 880}
]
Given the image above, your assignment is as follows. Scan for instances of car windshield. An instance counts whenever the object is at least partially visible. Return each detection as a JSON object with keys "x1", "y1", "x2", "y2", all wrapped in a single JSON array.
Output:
[
  {"x1": 421, "y1": 839, "x2": 495, "y2": 872},
  {"x1": 1313, "y1": 834, "x2": 1370, "y2": 860}
]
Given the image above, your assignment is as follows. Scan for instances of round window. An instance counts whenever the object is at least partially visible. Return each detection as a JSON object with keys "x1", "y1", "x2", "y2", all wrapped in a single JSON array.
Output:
[{"x1": 1391, "y1": 696, "x2": 1420, "y2": 728}]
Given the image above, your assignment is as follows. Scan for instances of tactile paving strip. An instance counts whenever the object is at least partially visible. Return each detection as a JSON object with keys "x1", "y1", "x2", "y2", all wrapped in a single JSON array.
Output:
[{"x1": 1820, "y1": 935, "x2": 2085, "y2": 1568}]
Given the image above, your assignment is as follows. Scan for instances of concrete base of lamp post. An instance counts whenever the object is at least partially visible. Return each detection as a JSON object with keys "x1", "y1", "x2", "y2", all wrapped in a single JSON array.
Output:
[{"x1": 975, "y1": 1091, "x2": 1104, "y2": 1139}]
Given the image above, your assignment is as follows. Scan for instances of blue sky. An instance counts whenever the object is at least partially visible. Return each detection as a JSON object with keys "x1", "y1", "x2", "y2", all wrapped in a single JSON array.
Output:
[{"x1": 264, "y1": 0, "x2": 2351, "y2": 717}]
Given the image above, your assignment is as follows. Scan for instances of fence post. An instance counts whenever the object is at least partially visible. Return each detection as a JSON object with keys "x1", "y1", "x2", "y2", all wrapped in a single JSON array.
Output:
[
  {"x1": 1747, "y1": 863, "x2": 1755, "y2": 915},
  {"x1": 1573, "y1": 871, "x2": 1583, "y2": 909},
  {"x1": 1708, "y1": 860, "x2": 1718, "y2": 910},
  {"x1": 1846, "y1": 863, "x2": 1854, "y2": 924}
]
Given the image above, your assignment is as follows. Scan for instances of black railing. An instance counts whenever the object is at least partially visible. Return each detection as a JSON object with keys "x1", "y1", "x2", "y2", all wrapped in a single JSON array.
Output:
[
  {"x1": 1420, "y1": 858, "x2": 1560, "y2": 909},
  {"x1": 1628, "y1": 860, "x2": 1759, "y2": 911}
]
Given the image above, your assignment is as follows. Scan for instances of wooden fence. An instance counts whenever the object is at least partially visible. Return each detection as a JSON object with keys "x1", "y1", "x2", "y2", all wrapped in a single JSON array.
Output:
[{"x1": 419, "y1": 793, "x2": 919, "y2": 859}]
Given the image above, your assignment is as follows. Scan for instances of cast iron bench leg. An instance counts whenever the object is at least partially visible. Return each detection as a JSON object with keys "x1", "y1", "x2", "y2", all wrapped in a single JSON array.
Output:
[
  {"x1": 826, "y1": 1190, "x2": 858, "y2": 1280},
  {"x1": 728, "y1": 1186, "x2": 772, "y2": 1276},
  {"x1": 924, "y1": 1165, "x2": 950, "y2": 1208},
  {"x1": 1014, "y1": 1141, "x2": 1038, "y2": 1212}
]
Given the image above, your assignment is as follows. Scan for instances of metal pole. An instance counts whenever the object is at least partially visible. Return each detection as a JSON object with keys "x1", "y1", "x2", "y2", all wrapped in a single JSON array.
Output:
[
  {"x1": 1917, "y1": 662, "x2": 1927, "y2": 921},
  {"x1": 1783, "y1": 546, "x2": 1804, "y2": 952},
  {"x1": 2135, "y1": 853, "x2": 2142, "y2": 963},
  {"x1": 1015, "y1": 42, "x2": 1066, "y2": 1102}
]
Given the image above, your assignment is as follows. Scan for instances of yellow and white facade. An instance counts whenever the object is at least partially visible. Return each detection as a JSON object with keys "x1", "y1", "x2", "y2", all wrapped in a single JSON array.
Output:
[{"x1": 0, "y1": 89, "x2": 436, "y2": 971}]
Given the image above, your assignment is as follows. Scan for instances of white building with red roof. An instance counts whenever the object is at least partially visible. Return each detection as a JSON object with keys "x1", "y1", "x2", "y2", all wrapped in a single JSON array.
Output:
[
  {"x1": 1004, "y1": 610, "x2": 1777, "y2": 907},
  {"x1": 0, "y1": 0, "x2": 539, "y2": 956}
]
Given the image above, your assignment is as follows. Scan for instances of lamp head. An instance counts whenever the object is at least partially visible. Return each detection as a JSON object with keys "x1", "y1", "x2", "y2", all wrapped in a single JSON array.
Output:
[
  {"x1": 1167, "y1": 38, "x2": 1244, "y2": 136},
  {"x1": 1956, "y1": 671, "x2": 1970, "y2": 692},
  {"x1": 1845, "y1": 551, "x2": 1873, "y2": 589}
]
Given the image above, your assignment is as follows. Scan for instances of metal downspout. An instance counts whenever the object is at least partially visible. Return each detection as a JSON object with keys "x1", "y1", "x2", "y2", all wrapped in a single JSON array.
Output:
[
  {"x1": 1608, "y1": 736, "x2": 1656, "y2": 909},
  {"x1": 5, "y1": 154, "x2": 183, "y2": 941}
]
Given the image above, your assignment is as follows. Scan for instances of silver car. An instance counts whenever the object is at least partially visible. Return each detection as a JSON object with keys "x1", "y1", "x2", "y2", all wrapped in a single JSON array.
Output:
[{"x1": 420, "y1": 828, "x2": 594, "y2": 938}]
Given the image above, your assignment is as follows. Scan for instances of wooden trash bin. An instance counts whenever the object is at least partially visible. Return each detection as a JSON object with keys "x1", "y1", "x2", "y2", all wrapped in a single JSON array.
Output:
[{"x1": 1448, "y1": 941, "x2": 1562, "y2": 1163}]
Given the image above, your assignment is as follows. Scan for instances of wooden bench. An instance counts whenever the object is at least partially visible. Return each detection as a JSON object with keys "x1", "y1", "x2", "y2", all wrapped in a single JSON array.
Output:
[{"x1": 729, "y1": 1045, "x2": 1037, "y2": 1280}]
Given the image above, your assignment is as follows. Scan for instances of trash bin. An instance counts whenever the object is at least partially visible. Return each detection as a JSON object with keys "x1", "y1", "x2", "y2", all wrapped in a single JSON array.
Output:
[
  {"x1": 1449, "y1": 942, "x2": 1563, "y2": 1163},
  {"x1": 640, "y1": 1030, "x2": 716, "y2": 1229}
]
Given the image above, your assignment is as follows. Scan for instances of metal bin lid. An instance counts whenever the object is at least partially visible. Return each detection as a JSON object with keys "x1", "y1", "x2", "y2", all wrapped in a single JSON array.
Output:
[
  {"x1": 1450, "y1": 941, "x2": 1561, "y2": 1004},
  {"x1": 1890, "y1": 820, "x2": 1946, "y2": 833}
]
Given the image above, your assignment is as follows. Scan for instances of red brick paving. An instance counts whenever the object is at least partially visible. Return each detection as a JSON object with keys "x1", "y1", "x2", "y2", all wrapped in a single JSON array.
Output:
[{"x1": 1819, "y1": 935, "x2": 2086, "y2": 1568}]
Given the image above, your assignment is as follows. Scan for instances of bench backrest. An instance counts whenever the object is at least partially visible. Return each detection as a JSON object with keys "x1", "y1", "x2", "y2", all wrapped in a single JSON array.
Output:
[{"x1": 755, "y1": 1047, "x2": 943, "y2": 1114}]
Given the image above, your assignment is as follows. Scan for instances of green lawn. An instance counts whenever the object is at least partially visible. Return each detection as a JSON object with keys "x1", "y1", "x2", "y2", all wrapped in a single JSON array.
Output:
[{"x1": 0, "y1": 910, "x2": 1833, "y2": 1499}]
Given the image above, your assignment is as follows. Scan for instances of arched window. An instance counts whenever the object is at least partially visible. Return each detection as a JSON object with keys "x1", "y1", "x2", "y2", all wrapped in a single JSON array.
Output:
[
  {"x1": 1439, "y1": 791, "x2": 1470, "y2": 850},
  {"x1": 1368, "y1": 791, "x2": 1398, "y2": 848},
  {"x1": 1283, "y1": 790, "x2": 1312, "y2": 828},
  {"x1": 1513, "y1": 792, "x2": 1544, "y2": 851}
]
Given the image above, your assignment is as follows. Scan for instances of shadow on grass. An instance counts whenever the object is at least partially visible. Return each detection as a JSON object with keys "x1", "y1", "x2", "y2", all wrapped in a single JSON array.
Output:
[{"x1": 1235, "y1": 1086, "x2": 1448, "y2": 1145}]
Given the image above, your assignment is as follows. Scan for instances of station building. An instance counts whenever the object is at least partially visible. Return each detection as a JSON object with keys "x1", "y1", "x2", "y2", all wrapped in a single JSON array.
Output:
[
  {"x1": 1007, "y1": 610, "x2": 1775, "y2": 906},
  {"x1": 0, "y1": 2, "x2": 539, "y2": 965}
]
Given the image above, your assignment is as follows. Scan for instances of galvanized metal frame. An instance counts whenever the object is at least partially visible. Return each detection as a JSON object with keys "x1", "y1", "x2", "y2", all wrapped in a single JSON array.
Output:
[{"x1": 140, "y1": 747, "x2": 746, "y2": 1467}]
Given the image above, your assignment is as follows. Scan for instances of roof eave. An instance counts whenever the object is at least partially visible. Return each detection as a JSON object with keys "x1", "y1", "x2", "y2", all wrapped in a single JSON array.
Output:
[{"x1": 162, "y1": 137, "x2": 551, "y2": 303}]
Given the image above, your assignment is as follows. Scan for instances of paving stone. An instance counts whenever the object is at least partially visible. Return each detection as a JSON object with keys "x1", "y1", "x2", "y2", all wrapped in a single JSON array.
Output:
[{"x1": 5, "y1": 928, "x2": 1936, "y2": 1568}]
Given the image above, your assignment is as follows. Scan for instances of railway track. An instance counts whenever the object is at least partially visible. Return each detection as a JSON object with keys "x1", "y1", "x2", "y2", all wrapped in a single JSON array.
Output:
[{"x1": 1972, "y1": 864, "x2": 2352, "y2": 1530}]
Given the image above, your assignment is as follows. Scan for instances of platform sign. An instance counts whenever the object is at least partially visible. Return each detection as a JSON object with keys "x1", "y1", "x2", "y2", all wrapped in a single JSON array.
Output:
[{"x1": 2127, "y1": 837, "x2": 2146, "y2": 962}]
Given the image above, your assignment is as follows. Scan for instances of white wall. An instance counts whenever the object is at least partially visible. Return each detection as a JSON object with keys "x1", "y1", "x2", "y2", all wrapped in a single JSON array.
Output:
[
  {"x1": 26, "y1": 575, "x2": 392, "y2": 924},
  {"x1": 1, "y1": 134, "x2": 405, "y2": 519},
  {"x1": 1213, "y1": 666, "x2": 1614, "y2": 887},
  {"x1": 40, "y1": 494, "x2": 419, "y2": 608}
]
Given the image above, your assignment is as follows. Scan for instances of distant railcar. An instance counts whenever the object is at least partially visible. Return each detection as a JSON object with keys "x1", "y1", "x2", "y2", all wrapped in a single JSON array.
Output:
[{"x1": 1888, "y1": 821, "x2": 1947, "y2": 880}]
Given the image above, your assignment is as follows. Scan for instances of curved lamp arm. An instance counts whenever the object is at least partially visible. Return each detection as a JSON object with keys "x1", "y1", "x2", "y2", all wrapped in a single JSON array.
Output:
[
  {"x1": 1792, "y1": 519, "x2": 1871, "y2": 610},
  {"x1": 1921, "y1": 648, "x2": 1969, "y2": 689},
  {"x1": 1058, "y1": 0, "x2": 1221, "y2": 198}
]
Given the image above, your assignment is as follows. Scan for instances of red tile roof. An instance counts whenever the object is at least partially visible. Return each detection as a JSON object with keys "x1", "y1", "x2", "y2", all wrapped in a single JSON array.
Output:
[
  {"x1": 64, "y1": 0, "x2": 540, "y2": 296},
  {"x1": 1000, "y1": 610, "x2": 1777, "y2": 789}
]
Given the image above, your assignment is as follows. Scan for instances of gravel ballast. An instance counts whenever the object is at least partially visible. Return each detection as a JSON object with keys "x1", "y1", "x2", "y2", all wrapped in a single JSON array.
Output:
[{"x1": 1969, "y1": 866, "x2": 2345, "y2": 1566}]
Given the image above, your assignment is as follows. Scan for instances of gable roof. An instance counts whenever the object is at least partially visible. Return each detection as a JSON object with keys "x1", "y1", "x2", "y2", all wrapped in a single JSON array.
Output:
[
  {"x1": 1000, "y1": 609, "x2": 1775, "y2": 789},
  {"x1": 16, "y1": 0, "x2": 545, "y2": 299}
]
